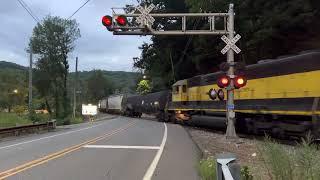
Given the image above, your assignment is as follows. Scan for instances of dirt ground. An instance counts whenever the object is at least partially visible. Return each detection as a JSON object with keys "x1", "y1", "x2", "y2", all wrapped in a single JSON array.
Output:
[{"x1": 187, "y1": 127, "x2": 272, "y2": 179}]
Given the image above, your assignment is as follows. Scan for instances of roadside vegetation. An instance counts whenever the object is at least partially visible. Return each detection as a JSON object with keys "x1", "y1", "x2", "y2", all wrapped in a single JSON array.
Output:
[
  {"x1": 0, "y1": 112, "x2": 31, "y2": 128},
  {"x1": 198, "y1": 135, "x2": 320, "y2": 180},
  {"x1": 259, "y1": 136, "x2": 320, "y2": 180},
  {"x1": 0, "y1": 112, "x2": 86, "y2": 128},
  {"x1": 68, "y1": 116, "x2": 84, "y2": 125},
  {"x1": 198, "y1": 157, "x2": 253, "y2": 180},
  {"x1": 198, "y1": 157, "x2": 216, "y2": 180},
  {"x1": 0, "y1": 111, "x2": 52, "y2": 129}
]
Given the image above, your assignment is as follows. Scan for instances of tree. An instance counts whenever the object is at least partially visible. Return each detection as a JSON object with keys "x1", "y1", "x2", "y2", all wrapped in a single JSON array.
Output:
[
  {"x1": 86, "y1": 70, "x2": 114, "y2": 103},
  {"x1": 29, "y1": 16, "x2": 81, "y2": 120},
  {"x1": 136, "y1": 79, "x2": 152, "y2": 95},
  {"x1": 33, "y1": 62, "x2": 53, "y2": 114},
  {"x1": 133, "y1": 0, "x2": 320, "y2": 92},
  {"x1": 133, "y1": 0, "x2": 201, "y2": 90},
  {"x1": 0, "y1": 69, "x2": 27, "y2": 112}
]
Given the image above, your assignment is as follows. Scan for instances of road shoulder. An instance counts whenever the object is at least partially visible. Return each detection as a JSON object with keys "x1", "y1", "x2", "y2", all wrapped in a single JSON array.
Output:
[{"x1": 153, "y1": 123, "x2": 201, "y2": 180}]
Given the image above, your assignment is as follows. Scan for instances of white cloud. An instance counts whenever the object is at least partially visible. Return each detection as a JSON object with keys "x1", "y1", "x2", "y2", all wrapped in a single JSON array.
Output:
[{"x1": 0, "y1": 0, "x2": 150, "y2": 72}]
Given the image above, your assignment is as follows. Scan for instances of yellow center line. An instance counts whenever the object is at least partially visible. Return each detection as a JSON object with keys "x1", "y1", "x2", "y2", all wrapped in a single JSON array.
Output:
[{"x1": 0, "y1": 120, "x2": 137, "y2": 179}]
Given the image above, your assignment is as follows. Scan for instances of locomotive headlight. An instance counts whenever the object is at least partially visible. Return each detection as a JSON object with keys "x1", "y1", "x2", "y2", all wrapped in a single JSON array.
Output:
[
  {"x1": 217, "y1": 89, "x2": 225, "y2": 101},
  {"x1": 208, "y1": 88, "x2": 218, "y2": 100}
]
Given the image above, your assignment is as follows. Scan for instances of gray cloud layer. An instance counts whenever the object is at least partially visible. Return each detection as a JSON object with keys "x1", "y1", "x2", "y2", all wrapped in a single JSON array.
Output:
[{"x1": 0, "y1": 0, "x2": 150, "y2": 71}]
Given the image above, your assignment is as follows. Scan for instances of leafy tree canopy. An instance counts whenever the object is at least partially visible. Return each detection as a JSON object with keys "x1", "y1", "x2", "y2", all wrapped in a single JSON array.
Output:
[
  {"x1": 137, "y1": 79, "x2": 152, "y2": 95},
  {"x1": 86, "y1": 70, "x2": 114, "y2": 103},
  {"x1": 133, "y1": 0, "x2": 320, "y2": 91},
  {"x1": 29, "y1": 15, "x2": 81, "y2": 120}
]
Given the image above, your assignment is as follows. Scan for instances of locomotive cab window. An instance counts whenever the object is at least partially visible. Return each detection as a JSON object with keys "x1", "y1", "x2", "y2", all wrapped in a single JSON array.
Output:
[
  {"x1": 173, "y1": 86, "x2": 179, "y2": 94},
  {"x1": 182, "y1": 85, "x2": 187, "y2": 93}
]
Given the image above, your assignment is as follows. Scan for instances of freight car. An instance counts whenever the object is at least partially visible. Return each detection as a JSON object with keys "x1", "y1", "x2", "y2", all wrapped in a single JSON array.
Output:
[
  {"x1": 123, "y1": 91, "x2": 170, "y2": 120},
  {"x1": 168, "y1": 51, "x2": 320, "y2": 137},
  {"x1": 107, "y1": 94, "x2": 125, "y2": 114},
  {"x1": 98, "y1": 94, "x2": 125, "y2": 114},
  {"x1": 98, "y1": 98, "x2": 108, "y2": 113}
]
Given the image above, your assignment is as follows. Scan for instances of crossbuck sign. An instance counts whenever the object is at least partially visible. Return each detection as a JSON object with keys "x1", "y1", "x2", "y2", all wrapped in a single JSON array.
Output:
[
  {"x1": 136, "y1": 4, "x2": 155, "y2": 28},
  {"x1": 221, "y1": 34, "x2": 241, "y2": 54}
]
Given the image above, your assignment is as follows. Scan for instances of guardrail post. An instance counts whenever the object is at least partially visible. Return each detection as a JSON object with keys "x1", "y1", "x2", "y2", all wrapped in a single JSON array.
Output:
[
  {"x1": 216, "y1": 153, "x2": 240, "y2": 180},
  {"x1": 47, "y1": 119, "x2": 57, "y2": 131}
]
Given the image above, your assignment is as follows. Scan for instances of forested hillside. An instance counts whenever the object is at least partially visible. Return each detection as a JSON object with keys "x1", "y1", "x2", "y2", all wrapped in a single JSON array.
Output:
[
  {"x1": 68, "y1": 70, "x2": 139, "y2": 104},
  {"x1": 0, "y1": 61, "x2": 139, "y2": 111},
  {"x1": 0, "y1": 61, "x2": 27, "y2": 71},
  {"x1": 133, "y1": 0, "x2": 320, "y2": 90},
  {"x1": 70, "y1": 70, "x2": 139, "y2": 94},
  {"x1": 0, "y1": 62, "x2": 28, "y2": 112}
]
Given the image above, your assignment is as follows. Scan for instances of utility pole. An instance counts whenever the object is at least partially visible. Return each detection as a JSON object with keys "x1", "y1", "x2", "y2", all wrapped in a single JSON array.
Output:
[
  {"x1": 225, "y1": 4, "x2": 237, "y2": 139},
  {"x1": 28, "y1": 51, "x2": 33, "y2": 114},
  {"x1": 73, "y1": 57, "x2": 78, "y2": 118},
  {"x1": 169, "y1": 50, "x2": 176, "y2": 82}
]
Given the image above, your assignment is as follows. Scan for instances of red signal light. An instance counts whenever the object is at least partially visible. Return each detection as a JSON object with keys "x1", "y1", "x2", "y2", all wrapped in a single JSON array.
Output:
[
  {"x1": 102, "y1": 15, "x2": 113, "y2": 29},
  {"x1": 221, "y1": 78, "x2": 229, "y2": 85},
  {"x1": 217, "y1": 76, "x2": 230, "y2": 88},
  {"x1": 237, "y1": 78, "x2": 244, "y2": 85},
  {"x1": 234, "y1": 76, "x2": 247, "y2": 89},
  {"x1": 116, "y1": 15, "x2": 127, "y2": 26}
]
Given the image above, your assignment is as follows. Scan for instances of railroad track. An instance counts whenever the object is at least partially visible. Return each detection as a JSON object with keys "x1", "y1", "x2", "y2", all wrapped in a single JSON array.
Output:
[{"x1": 183, "y1": 119, "x2": 320, "y2": 146}]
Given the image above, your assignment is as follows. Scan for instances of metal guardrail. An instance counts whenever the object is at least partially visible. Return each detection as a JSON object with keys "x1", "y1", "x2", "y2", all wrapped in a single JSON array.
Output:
[
  {"x1": 0, "y1": 120, "x2": 56, "y2": 137},
  {"x1": 216, "y1": 153, "x2": 240, "y2": 180}
]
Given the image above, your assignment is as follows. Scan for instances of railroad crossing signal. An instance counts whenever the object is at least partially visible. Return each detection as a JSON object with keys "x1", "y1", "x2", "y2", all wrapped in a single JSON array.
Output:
[
  {"x1": 106, "y1": 4, "x2": 230, "y2": 35},
  {"x1": 115, "y1": 15, "x2": 127, "y2": 26},
  {"x1": 104, "y1": 3, "x2": 241, "y2": 139},
  {"x1": 221, "y1": 34, "x2": 241, "y2": 54},
  {"x1": 217, "y1": 76, "x2": 231, "y2": 88},
  {"x1": 102, "y1": 15, "x2": 113, "y2": 31},
  {"x1": 135, "y1": 4, "x2": 155, "y2": 28},
  {"x1": 234, "y1": 76, "x2": 247, "y2": 89}
]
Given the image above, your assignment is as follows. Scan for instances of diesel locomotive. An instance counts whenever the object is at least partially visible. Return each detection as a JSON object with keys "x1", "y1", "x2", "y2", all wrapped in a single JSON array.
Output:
[{"x1": 99, "y1": 51, "x2": 320, "y2": 137}]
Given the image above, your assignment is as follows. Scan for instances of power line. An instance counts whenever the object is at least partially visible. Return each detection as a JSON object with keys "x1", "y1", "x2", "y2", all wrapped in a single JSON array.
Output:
[
  {"x1": 68, "y1": 0, "x2": 92, "y2": 19},
  {"x1": 21, "y1": 0, "x2": 41, "y2": 22},
  {"x1": 16, "y1": 0, "x2": 40, "y2": 23},
  {"x1": 17, "y1": 0, "x2": 39, "y2": 22}
]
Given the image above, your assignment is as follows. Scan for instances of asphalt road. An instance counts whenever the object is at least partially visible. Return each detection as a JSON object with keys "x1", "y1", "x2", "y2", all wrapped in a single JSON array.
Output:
[{"x1": 0, "y1": 116, "x2": 200, "y2": 180}]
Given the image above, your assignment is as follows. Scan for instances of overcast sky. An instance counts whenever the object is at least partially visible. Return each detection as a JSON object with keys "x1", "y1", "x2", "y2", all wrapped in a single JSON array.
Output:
[{"x1": 0, "y1": 0, "x2": 150, "y2": 72}]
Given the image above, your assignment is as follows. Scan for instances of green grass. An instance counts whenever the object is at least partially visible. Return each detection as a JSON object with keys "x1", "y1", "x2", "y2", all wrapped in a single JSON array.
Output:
[
  {"x1": 198, "y1": 157, "x2": 254, "y2": 180},
  {"x1": 0, "y1": 112, "x2": 52, "y2": 129},
  {"x1": 0, "y1": 112, "x2": 32, "y2": 128},
  {"x1": 55, "y1": 115, "x2": 84, "y2": 126},
  {"x1": 70, "y1": 116, "x2": 84, "y2": 124},
  {"x1": 198, "y1": 157, "x2": 217, "y2": 180},
  {"x1": 30, "y1": 113, "x2": 50, "y2": 124},
  {"x1": 259, "y1": 135, "x2": 320, "y2": 180},
  {"x1": 0, "y1": 112, "x2": 84, "y2": 130}
]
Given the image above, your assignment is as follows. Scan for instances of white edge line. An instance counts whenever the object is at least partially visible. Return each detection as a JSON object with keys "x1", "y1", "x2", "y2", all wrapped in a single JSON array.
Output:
[
  {"x1": 83, "y1": 145, "x2": 160, "y2": 150},
  {"x1": 143, "y1": 123, "x2": 167, "y2": 180},
  {"x1": 0, "y1": 118, "x2": 116, "y2": 150}
]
